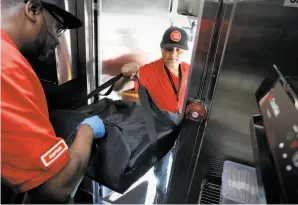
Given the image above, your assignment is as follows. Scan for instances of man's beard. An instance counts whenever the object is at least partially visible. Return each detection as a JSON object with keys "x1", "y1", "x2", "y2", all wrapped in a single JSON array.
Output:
[{"x1": 35, "y1": 24, "x2": 54, "y2": 62}]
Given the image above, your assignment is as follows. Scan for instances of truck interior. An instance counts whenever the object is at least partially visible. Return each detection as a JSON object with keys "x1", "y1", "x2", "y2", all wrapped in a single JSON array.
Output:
[{"x1": 1, "y1": 0, "x2": 298, "y2": 204}]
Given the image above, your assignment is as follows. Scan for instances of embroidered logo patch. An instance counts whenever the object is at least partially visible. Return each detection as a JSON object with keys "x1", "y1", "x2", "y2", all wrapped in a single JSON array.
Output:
[
  {"x1": 41, "y1": 140, "x2": 68, "y2": 167},
  {"x1": 170, "y1": 30, "x2": 182, "y2": 42}
]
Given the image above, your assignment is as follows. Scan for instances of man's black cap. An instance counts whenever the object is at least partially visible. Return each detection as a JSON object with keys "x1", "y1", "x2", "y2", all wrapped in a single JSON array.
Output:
[
  {"x1": 160, "y1": 26, "x2": 189, "y2": 50},
  {"x1": 41, "y1": 0, "x2": 83, "y2": 29}
]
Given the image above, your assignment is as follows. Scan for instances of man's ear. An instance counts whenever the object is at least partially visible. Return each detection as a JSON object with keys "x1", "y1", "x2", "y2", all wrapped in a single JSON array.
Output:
[{"x1": 24, "y1": 0, "x2": 42, "y2": 23}]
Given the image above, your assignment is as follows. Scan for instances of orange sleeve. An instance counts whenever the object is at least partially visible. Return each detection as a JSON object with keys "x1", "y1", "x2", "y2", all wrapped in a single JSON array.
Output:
[{"x1": 1, "y1": 65, "x2": 70, "y2": 193}]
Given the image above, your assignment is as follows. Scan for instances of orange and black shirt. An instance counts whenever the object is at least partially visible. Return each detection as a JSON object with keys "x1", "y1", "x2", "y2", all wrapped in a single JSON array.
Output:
[
  {"x1": 1, "y1": 29, "x2": 69, "y2": 192},
  {"x1": 135, "y1": 58, "x2": 190, "y2": 113}
]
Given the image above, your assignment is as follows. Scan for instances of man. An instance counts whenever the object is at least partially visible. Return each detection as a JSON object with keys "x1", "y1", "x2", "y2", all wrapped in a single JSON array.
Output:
[
  {"x1": 114, "y1": 26, "x2": 190, "y2": 203},
  {"x1": 1, "y1": 0, "x2": 105, "y2": 203}
]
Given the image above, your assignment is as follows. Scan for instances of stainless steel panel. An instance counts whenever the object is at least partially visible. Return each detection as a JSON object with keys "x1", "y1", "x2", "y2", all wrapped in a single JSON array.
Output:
[
  {"x1": 76, "y1": 0, "x2": 97, "y2": 103},
  {"x1": 205, "y1": 0, "x2": 298, "y2": 163},
  {"x1": 191, "y1": 0, "x2": 298, "y2": 164},
  {"x1": 168, "y1": 0, "x2": 298, "y2": 203},
  {"x1": 55, "y1": 0, "x2": 79, "y2": 85},
  {"x1": 187, "y1": 0, "x2": 229, "y2": 98}
]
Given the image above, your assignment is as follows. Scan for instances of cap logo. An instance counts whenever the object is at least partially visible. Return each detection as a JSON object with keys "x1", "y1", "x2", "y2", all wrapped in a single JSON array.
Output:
[{"x1": 170, "y1": 30, "x2": 182, "y2": 42}]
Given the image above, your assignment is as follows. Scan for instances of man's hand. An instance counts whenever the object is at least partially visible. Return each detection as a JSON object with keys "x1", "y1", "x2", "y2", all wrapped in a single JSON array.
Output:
[
  {"x1": 36, "y1": 116, "x2": 105, "y2": 203},
  {"x1": 80, "y1": 116, "x2": 106, "y2": 139},
  {"x1": 121, "y1": 63, "x2": 140, "y2": 80}
]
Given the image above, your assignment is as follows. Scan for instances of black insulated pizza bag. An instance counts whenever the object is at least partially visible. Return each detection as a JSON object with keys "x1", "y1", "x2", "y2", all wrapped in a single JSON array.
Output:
[{"x1": 50, "y1": 74, "x2": 183, "y2": 193}]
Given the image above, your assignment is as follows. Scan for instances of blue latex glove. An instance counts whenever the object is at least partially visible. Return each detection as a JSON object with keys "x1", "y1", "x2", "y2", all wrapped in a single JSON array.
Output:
[{"x1": 80, "y1": 116, "x2": 106, "y2": 139}]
